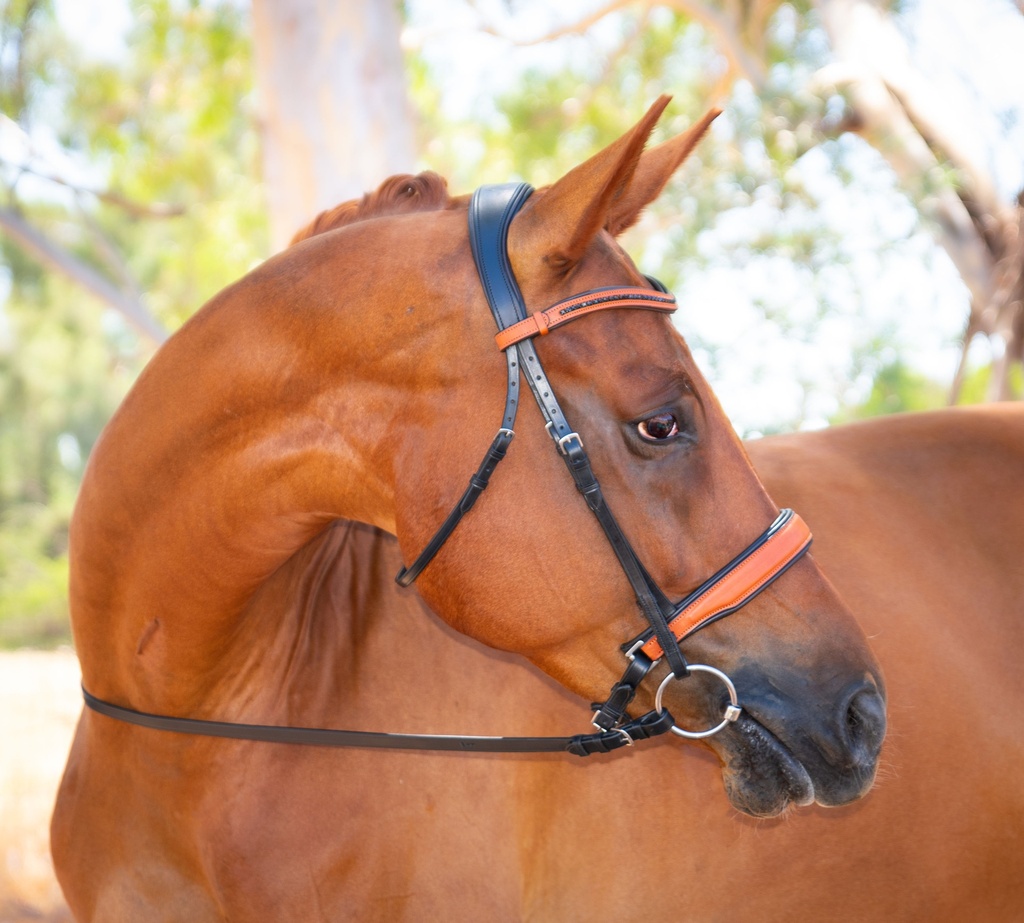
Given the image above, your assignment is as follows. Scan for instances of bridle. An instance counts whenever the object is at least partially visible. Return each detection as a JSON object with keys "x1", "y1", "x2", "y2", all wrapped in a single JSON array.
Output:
[{"x1": 82, "y1": 183, "x2": 812, "y2": 757}]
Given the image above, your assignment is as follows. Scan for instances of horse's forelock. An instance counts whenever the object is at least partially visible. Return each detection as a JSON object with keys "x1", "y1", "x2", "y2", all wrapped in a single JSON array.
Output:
[{"x1": 289, "y1": 172, "x2": 452, "y2": 245}]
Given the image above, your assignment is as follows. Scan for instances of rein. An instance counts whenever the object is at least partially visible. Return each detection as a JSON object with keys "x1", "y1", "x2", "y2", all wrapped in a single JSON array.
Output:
[{"x1": 82, "y1": 183, "x2": 812, "y2": 757}]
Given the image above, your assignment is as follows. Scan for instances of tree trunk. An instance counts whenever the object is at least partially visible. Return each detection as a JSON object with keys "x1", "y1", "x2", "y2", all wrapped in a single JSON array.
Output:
[{"x1": 251, "y1": 0, "x2": 417, "y2": 251}]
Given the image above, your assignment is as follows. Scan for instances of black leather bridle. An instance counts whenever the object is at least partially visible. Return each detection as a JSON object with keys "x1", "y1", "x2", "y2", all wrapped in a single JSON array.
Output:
[{"x1": 82, "y1": 183, "x2": 812, "y2": 757}]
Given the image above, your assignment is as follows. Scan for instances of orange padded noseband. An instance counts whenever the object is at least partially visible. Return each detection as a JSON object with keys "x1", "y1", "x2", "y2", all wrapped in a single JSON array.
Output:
[{"x1": 640, "y1": 512, "x2": 813, "y2": 661}]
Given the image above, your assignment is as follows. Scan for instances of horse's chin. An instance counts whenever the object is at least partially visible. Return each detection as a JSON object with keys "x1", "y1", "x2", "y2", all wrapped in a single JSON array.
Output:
[{"x1": 717, "y1": 715, "x2": 817, "y2": 818}]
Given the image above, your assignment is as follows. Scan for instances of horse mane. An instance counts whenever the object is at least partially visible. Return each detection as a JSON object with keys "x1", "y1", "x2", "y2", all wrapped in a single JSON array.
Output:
[{"x1": 289, "y1": 171, "x2": 453, "y2": 245}]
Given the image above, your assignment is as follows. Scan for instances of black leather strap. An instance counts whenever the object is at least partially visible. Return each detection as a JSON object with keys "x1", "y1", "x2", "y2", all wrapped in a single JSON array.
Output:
[
  {"x1": 468, "y1": 183, "x2": 534, "y2": 329},
  {"x1": 591, "y1": 650, "x2": 655, "y2": 730},
  {"x1": 558, "y1": 437, "x2": 690, "y2": 678},
  {"x1": 82, "y1": 687, "x2": 672, "y2": 757},
  {"x1": 465, "y1": 183, "x2": 690, "y2": 679},
  {"x1": 395, "y1": 184, "x2": 535, "y2": 587},
  {"x1": 396, "y1": 427, "x2": 514, "y2": 587}
]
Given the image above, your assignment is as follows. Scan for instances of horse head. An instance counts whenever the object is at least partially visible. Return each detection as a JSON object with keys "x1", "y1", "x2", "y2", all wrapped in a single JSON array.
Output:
[
  {"x1": 357, "y1": 97, "x2": 886, "y2": 817},
  {"x1": 72, "y1": 97, "x2": 884, "y2": 823}
]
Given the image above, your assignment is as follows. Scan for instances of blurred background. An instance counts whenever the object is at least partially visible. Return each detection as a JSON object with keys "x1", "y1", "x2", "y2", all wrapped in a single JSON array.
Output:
[
  {"x1": 1, "y1": 2, "x2": 1023, "y2": 917},
  {"x1": 1, "y1": 0, "x2": 1023, "y2": 654}
]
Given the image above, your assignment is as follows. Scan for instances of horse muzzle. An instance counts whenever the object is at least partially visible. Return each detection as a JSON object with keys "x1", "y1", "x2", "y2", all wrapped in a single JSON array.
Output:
[{"x1": 712, "y1": 669, "x2": 887, "y2": 818}]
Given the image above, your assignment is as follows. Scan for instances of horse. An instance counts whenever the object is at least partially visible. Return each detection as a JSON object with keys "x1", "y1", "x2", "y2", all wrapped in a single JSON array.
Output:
[{"x1": 49, "y1": 96, "x2": 1022, "y2": 920}]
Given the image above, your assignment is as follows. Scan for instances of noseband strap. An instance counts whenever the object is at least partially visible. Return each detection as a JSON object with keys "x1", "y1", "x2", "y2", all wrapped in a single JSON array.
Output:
[{"x1": 636, "y1": 508, "x2": 812, "y2": 660}]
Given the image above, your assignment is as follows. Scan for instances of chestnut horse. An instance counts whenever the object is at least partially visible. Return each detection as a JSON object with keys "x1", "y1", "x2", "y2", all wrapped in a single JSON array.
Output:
[{"x1": 51, "y1": 98, "x2": 1021, "y2": 920}]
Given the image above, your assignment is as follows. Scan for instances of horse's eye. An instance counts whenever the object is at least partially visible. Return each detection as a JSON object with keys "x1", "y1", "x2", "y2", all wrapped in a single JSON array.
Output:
[{"x1": 638, "y1": 412, "x2": 679, "y2": 441}]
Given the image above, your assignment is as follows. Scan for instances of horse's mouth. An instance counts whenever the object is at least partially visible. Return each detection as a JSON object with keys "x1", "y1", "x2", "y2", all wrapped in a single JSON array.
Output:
[{"x1": 717, "y1": 713, "x2": 816, "y2": 818}]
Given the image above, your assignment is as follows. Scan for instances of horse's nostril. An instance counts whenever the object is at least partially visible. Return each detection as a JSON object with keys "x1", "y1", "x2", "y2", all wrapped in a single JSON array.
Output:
[{"x1": 840, "y1": 686, "x2": 886, "y2": 758}]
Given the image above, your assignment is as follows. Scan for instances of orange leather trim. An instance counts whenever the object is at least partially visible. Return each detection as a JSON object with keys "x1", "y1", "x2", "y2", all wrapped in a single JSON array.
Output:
[
  {"x1": 640, "y1": 513, "x2": 813, "y2": 661},
  {"x1": 494, "y1": 287, "x2": 676, "y2": 350}
]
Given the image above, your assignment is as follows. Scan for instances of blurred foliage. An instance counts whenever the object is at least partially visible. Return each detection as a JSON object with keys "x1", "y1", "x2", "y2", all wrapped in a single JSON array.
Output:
[
  {"x1": 0, "y1": 0, "x2": 993, "y2": 646},
  {"x1": 831, "y1": 359, "x2": 948, "y2": 422},
  {"x1": 408, "y1": 2, "x2": 968, "y2": 437},
  {"x1": 0, "y1": 0, "x2": 266, "y2": 647}
]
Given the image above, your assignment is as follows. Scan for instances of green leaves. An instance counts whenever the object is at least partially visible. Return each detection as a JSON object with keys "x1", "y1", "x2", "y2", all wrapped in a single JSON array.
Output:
[{"x1": 0, "y1": 0, "x2": 266, "y2": 645}]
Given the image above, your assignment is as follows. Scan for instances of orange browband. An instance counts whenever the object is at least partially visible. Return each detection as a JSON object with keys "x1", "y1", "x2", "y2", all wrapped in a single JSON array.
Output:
[
  {"x1": 494, "y1": 287, "x2": 677, "y2": 350},
  {"x1": 640, "y1": 512, "x2": 813, "y2": 661}
]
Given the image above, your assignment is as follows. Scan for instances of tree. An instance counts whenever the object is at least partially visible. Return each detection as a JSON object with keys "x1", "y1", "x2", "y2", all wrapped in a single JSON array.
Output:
[
  {"x1": 0, "y1": 0, "x2": 420, "y2": 644},
  {"x1": 811, "y1": 0, "x2": 1023, "y2": 401},
  {"x1": 419, "y1": 0, "x2": 1023, "y2": 414},
  {"x1": 0, "y1": 0, "x2": 266, "y2": 644},
  {"x1": 2, "y1": 0, "x2": 1019, "y2": 642},
  {"x1": 251, "y1": 0, "x2": 416, "y2": 249}
]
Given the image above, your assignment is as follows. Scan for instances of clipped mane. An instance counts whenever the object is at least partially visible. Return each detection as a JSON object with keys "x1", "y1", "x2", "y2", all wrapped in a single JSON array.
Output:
[{"x1": 290, "y1": 171, "x2": 453, "y2": 245}]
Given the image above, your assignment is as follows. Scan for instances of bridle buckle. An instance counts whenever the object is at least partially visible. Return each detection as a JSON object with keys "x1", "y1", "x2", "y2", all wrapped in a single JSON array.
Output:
[
  {"x1": 624, "y1": 637, "x2": 655, "y2": 663},
  {"x1": 556, "y1": 432, "x2": 583, "y2": 455},
  {"x1": 545, "y1": 421, "x2": 584, "y2": 455}
]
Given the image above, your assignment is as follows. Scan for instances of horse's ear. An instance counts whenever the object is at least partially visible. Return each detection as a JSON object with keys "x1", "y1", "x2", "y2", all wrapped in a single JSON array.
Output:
[
  {"x1": 605, "y1": 107, "x2": 721, "y2": 236},
  {"x1": 508, "y1": 95, "x2": 672, "y2": 273}
]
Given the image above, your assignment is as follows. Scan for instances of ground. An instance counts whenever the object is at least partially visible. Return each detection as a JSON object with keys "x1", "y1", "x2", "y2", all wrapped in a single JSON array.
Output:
[{"x1": 0, "y1": 650, "x2": 77, "y2": 923}]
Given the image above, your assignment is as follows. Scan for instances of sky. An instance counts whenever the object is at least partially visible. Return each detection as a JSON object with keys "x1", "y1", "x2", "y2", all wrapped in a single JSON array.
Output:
[
  {"x1": 904, "y1": 0, "x2": 1024, "y2": 202},
  {"x1": 53, "y1": 0, "x2": 132, "y2": 58},
  {"x1": 38, "y1": 0, "x2": 1024, "y2": 433}
]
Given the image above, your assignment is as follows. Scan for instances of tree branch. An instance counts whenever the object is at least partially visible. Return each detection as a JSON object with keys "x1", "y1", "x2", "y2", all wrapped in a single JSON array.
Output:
[
  {"x1": 3, "y1": 159, "x2": 186, "y2": 219},
  {"x1": 476, "y1": 0, "x2": 766, "y2": 90},
  {"x1": 0, "y1": 116, "x2": 184, "y2": 219},
  {"x1": 76, "y1": 196, "x2": 145, "y2": 299},
  {"x1": 0, "y1": 207, "x2": 168, "y2": 344},
  {"x1": 663, "y1": 0, "x2": 767, "y2": 89},
  {"x1": 811, "y1": 0, "x2": 1024, "y2": 399},
  {"x1": 477, "y1": 0, "x2": 638, "y2": 45}
]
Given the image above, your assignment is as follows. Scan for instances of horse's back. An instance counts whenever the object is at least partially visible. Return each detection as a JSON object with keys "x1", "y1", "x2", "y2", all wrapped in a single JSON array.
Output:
[
  {"x1": 749, "y1": 403, "x2": 1024, "y2": 646},
  {"x1": 743, "y1": 405, "x2": 1024, "y2": 920},
  {"x1": 751, "y1": 403, "x2": 1024, "y2": 553}
]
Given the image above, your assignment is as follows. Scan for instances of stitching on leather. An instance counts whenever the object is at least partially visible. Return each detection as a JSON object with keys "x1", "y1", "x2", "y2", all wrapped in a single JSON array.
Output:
[{"x1": 495, "y1": 295, "x2": 676, "y2": 350}]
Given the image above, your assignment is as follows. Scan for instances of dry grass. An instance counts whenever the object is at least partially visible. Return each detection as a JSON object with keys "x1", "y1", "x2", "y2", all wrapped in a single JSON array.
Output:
[{"x1": 0, "y1": 650, "x2": 78, "y2": 923}]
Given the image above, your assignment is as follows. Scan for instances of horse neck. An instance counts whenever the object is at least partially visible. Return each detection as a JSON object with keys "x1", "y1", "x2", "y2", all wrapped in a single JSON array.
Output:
[
  {"x1": 70, "y1": 218, "x2": 474, "y2": 706},
  {"x1": 219, "y1": 520, "x2": 410, "y2": 722},
  {"x1": 230, "y1": 518, "x2": 585, "y2": 736}
]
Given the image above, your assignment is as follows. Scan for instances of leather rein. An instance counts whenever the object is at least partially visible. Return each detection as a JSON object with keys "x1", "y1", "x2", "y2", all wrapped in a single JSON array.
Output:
[{"x1": 82, "y1": 183, "x2": 812, "y2": 757}]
